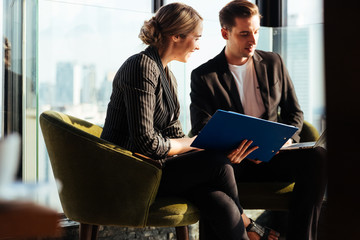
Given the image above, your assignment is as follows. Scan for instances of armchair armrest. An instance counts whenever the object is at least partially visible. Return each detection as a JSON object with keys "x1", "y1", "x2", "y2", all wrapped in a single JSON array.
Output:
[
  {"x1": 40, "y1": 112, "x2": 162, "y2": 227},
  {"x1": 133, "y1": 152, "x2": 162, "y2": 169}
]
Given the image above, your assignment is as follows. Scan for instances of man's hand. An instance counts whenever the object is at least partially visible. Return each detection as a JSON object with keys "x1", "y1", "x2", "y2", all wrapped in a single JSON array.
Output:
[
  {"x1": 275, "y1": 138, "x2": 294, "y2": 155},
  {"x1": 227, "y1": 140, "x2": 259, "y2": 164},
  {"x1": 283, "y1": 138, "x2": 293, "y2": 147}
]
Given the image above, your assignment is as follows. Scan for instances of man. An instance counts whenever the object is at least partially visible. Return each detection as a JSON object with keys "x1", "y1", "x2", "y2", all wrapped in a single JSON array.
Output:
[{"x1": 190, "y1": 1, "x2": 327, "y2": 240}]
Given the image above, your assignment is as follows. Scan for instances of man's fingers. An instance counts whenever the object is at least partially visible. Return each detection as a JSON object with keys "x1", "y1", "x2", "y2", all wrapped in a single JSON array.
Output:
[
  {"x1": 248, "y1": 158, "x2": 262, "y2": 164},
  {"x1": 234, "y1": 146, "x2": 258, "y2": 163},
  {"x1": 227, "y1": 140, "x2": 258, "y2": 164},
  {"x1": 243, "y1": 139, "x2": 253, "y2": 149},
  {"x1": 236, "y1": 140, "x2": 253, "y2": 155},
  {"x1": 245, "y1": 145, "x2": 259, "y2": 156}
]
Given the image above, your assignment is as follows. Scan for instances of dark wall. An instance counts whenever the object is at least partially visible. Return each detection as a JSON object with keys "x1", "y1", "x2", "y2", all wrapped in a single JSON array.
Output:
[
  {"x1": 323, "y1": 1, "x2": 360, "y2": 239},
  {"x1": 257, "y1": 0, "x2": 285, "y2": 27}
]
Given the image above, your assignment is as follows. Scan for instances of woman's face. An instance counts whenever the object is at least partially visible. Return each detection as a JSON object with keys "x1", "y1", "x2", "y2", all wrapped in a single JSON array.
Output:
[{"x1": 172, "y1": 22, "x2": 203, "y2": 63}]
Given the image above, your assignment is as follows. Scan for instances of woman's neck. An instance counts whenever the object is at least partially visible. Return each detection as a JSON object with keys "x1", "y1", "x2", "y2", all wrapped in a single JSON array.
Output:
[{"x1": 157, "y1": 43, "x2": 173, "y2": 68}]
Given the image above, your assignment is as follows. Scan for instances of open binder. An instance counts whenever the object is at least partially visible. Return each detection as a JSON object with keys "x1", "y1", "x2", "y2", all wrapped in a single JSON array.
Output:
[{"x1": 191, "y1": 110, "x2": 298, "y2": 162}]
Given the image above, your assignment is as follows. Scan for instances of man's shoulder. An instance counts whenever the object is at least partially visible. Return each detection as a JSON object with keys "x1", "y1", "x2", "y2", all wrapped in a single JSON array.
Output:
[
  {"x1": 192, "y1": 59, "x2": 217, "y2": 75},
  {"x1": 254, "y1": 50, "x2": 282, "y2": 63},
  {"x1": 192, "y1": 51, "x2": 225, "y2": 76}
]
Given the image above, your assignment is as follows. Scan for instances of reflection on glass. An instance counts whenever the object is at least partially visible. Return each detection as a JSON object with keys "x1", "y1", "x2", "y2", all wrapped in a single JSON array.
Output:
[
  {"x1": 274, "y1": 25, "x2": 325, "y2": 132},
  {"x1": 2, "y1": 0, "x2": 24, "y2": 180},
  {"x1": 253, "y1": 25, "x2": 325, "y2": 132}
]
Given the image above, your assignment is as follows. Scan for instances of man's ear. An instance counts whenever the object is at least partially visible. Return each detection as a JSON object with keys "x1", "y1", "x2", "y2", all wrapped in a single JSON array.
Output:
[{"x1": 221, "y1": 28, "x2": 229, "y2": 40}]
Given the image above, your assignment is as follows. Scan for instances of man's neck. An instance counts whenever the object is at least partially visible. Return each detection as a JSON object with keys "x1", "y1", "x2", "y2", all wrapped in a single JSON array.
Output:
[
  {"x1": 227, "y1": 57, "x2": 250, "y2": 66},
  {"x1": 225, "y1": 49, "x2": 251, "y2": 66}
]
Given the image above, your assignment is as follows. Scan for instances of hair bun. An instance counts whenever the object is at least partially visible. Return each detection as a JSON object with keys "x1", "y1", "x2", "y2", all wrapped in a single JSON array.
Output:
[
  {"x1": 139, "y1": 3, "x2": 202, "y2": 48},
  {"x1": 139, "y1": 17, "x2": 162, "y2": 46},
  {"x1": 150, "y1": 17, "x2": 161, "y2": 31}
]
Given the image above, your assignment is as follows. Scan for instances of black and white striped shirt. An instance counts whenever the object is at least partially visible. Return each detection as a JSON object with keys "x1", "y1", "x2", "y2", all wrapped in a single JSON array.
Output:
[{"x1": 101, "y1": 46, "x2": 184, "y2": 160}]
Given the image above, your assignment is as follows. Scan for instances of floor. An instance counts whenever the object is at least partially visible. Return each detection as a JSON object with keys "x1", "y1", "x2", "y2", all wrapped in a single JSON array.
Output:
[{"x1": 42, "y1": 202, "x2": 328, "y2": 240}]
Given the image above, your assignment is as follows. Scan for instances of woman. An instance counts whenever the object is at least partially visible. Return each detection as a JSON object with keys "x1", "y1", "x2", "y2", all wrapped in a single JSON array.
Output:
[{"x1": 101, "y1": 3, "x2": 278, "y2": 240}]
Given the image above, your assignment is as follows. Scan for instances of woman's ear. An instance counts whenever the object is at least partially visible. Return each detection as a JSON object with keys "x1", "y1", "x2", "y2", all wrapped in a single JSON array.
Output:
[{"x1": 172, "y1": 35, "x2": 180, "y2": 42}]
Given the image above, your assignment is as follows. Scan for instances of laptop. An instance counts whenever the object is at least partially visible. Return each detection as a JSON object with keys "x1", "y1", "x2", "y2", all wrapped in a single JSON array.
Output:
[{"x1": 280, "y1": 129, "x2": 327, "y2": 151}]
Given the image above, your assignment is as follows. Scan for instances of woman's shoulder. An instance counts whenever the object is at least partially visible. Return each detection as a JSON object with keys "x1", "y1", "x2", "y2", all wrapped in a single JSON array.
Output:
[
  {"x1": 115, "y1": 50, "x2": 161, "y2": 88},
  {"x1": 121, "y1": 50, "x2": 160, "y2": 75}
]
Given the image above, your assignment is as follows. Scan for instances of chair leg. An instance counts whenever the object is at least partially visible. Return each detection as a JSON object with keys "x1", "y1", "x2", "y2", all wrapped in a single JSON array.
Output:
[
  {"x1": 79, "y1": 223, "x2": 99, "y2": 240},
  {"x1": 91, "y1": 225, "x2": 99, "y2": 240},
  {"x1": 175, "y1": 226, "x2": 189, "y2": 240}
]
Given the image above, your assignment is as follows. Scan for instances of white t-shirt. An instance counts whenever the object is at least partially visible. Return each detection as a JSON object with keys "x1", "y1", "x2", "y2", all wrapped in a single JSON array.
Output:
[{"x1": 228, "y1": 57, "x2": 265, "y2": 118}]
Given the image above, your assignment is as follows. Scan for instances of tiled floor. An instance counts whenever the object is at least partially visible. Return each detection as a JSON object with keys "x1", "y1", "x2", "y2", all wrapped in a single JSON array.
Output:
[{"x1": 45, "y1": 202, "x2": 327, "y2": 240}]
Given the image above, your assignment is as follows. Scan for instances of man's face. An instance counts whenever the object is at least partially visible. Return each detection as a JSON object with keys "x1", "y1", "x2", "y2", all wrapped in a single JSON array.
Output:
[{"x1": 222, "y1": 15, "x2": 260, "y2": 65}]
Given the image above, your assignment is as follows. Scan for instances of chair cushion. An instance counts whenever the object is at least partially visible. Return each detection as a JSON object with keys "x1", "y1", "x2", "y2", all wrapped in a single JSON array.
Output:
[
  {"x1": 238, "y1": 182, "x2": 294, "y2": 210},
  {"x1": 299, "y1": 120, "x2": 320, "y2": 142},
  {"x1": 147, "y1": 197, "x2": 200, "y2": 227}
]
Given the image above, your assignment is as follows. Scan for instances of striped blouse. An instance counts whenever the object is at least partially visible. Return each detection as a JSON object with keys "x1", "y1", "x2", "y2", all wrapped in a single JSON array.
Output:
[{"x1": 101, "y1": 46, "x2": 185, "y2": 160}]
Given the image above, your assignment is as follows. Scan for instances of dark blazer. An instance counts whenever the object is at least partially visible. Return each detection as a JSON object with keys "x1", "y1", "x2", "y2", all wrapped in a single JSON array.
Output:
[
  {"x1": 190, "y1": 48, "x2": 303, "y2": 142},
  {"x1": 101, "y1": 46, "x2": 184, "y2": 160}
]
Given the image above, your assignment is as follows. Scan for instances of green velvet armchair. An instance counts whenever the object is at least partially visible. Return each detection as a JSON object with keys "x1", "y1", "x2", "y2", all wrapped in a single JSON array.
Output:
[{"x1": 40, "y1": 110, "x2": 199, "y2": 240}]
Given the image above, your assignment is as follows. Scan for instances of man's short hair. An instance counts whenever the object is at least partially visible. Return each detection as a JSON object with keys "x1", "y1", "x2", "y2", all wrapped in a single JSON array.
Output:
[{"x1": 219, "y1": 0, "x2": 261, "y2": 30}]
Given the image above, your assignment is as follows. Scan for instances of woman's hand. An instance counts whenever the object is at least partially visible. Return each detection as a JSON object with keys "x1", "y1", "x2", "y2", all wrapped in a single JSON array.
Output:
[
  {"x1": 227, "y1": 140, "x2": 259, "y2": 164},
  {"x1": 168, "y1": 136, "x2": 199, "y2": 156}
]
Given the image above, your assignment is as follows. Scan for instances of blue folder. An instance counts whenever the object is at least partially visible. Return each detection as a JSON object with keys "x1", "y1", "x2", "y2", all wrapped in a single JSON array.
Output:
[{"x1": 191, "y1": 110, "x2": 298, "y2": 162}]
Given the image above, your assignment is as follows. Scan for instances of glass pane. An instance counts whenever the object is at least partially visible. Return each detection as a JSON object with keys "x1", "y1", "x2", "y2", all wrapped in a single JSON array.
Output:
[
  {"x1": 35, "y1": 0, "x2": 325, "y2": 211},
  {"x1": 48, "y1": 0, "x2": 152, "y2": 13},
  {"x1": 287, "y1": 0, "x2": 323, "y2": 25},
  {"x1": 24, "y1": 0, "x2": 38, "y2": 183},
  {"x1": 261, "y1": 25, "x2": 325, "y2": 132},
  {"x1": 0, "y1": 3, "x2": 3, "y2": 138},
  {"x1": 38, "y1": 0, "x2": 152, "y2": 210},
  {"x1": 2, "y1": 0, "x2": 24, "y2": 179},
  {"x1": 164, "y1": 0, "x2": 325, "y2": 134},
  {"x1": 165, "y1": 0, "x2": 229, "y2": 21},
  {"x1": 2, "y1": 1, "x2": 23, "y2": 137}
]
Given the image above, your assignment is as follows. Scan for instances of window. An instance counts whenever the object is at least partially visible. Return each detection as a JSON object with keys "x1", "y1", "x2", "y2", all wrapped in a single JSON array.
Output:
[
  {"x1": 2, "y1": 0, "x2": 38, "y2": 181},
  {"x1": 164, "y1": 0, "x2": 231, "y2": 133},
  {"x1": 1, "y1": 0, "x2": 325, "y2": 212},
  {"x1": 165, "y1": 0, "x2": 325, "y2": 132},
  {"x1": 37, "y1": 0, "x2": 153, "y2": 209}
]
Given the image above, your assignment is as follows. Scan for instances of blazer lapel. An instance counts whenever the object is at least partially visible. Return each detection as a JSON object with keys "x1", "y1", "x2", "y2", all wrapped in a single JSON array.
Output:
[
  {"x1": 253, "y1": 51, "x2": 270, "y2": 119},
  {"x1": 144, "y1": 46, "x2": 178, "y2": 120}
]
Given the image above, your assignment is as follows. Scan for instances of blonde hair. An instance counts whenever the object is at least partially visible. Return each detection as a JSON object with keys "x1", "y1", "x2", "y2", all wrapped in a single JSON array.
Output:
[{"x1": 139, "y1": 2, "x2": 202, "y2": 48}]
